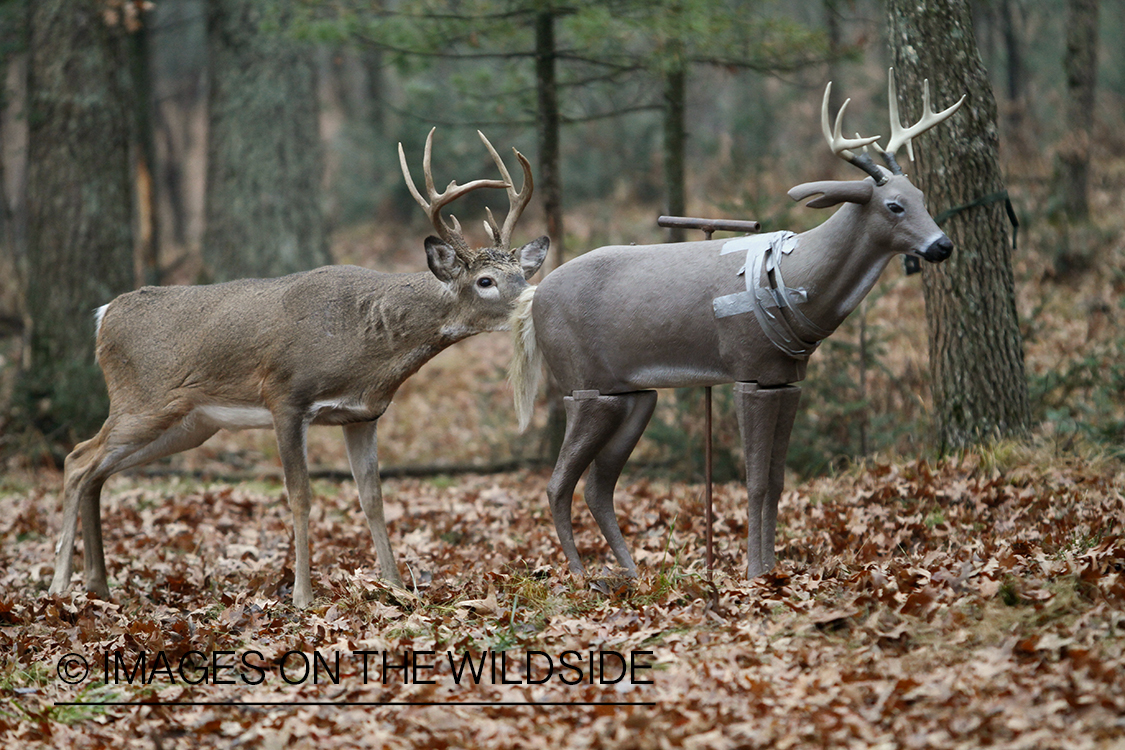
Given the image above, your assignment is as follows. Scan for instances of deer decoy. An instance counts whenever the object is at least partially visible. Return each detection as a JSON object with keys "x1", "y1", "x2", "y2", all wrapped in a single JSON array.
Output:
[
  {"x1": 510, "y1": 70, "x2": 963, "y2": 580},
  {"x1": 48, "y1": 129, "x2": 548, "y2": 608}
]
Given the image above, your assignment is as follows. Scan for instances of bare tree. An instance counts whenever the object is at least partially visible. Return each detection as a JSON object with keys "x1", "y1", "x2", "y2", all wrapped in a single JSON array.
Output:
[
  {"x1": 887, "y1": 0, "x2": 1031, "y2": 451},
  {"x1": 1059, "y1": 0, "x2": 1100, "y2": 221},
  {"x1": 203, "y1": 0, "x2": 329, "y2": 281}
]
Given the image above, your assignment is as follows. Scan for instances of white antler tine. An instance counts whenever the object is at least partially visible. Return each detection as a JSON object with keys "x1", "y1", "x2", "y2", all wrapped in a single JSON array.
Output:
[
  {"x1": 398, "y1": 141, "x2": 428, "y2": 211},
  {"x1": 478, "y1": 130, "x2": 514, "y2": 187},
  {"x1": 483, "y1": 207, "x2": 502, "y2": 245},
  {"x1": 422, "y1": 127, "x2": 437, "y2": 195},
  {"x1": 884, "y1": 70, "x2": 965, "y2": 161},
  {"x1": 833, "y1": 97, "x2": 850, "y2": 146}
]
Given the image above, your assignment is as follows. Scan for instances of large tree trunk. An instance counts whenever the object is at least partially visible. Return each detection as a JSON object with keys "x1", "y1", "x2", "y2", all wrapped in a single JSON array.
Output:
[
  {"x1": 203, "y1": 0, "x2": 329, "y2": 282},
  {"x1": 23, "y1": 0, "x2": 135, "y2": 443},
  {"x1": 1059, "y1": 0, "x2": 1100, "y2": 221},
  {"x1": 887, "y1": 0, "x2": 1031, "y2": 451}
]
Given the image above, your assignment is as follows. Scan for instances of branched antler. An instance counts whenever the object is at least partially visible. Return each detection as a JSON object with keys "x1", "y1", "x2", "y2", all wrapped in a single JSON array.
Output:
[
  {"x1": 820, "y1": 82, "x2": 886, "y2": 184},
  {"x1": 398, "y1": 128, "x2": 511, "y2": 255},
  {"x1": 477, "y1": 131, "x2": 534, "y2": 252},
  {"x1": 820, "y1": 70, "x2": 965, "y2": 185},
  {"x1": 882, "y1": 67, "x2": 966, "y2": 167}
]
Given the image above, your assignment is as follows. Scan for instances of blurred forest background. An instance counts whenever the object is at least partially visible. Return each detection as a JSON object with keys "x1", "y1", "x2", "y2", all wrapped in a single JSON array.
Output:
[{"x1": 0, "y1": 0, "x2": 1122, "y2": 481}]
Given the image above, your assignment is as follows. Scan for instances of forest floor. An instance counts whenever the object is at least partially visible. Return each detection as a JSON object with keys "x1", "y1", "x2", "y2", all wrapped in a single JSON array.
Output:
[{"x1": 2, "y1": 444, "x2": 1124, "y2": 748}]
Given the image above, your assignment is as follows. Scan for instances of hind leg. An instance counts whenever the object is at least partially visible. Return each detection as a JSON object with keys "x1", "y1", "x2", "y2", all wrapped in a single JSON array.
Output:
[
  {"x1": 583, "y1": 390, "x2": 657, "y2": 576},
  {"x1": 547, "y1": 392, "x2": 633, "y2": 576},
  {"x1": 50, "y1": 412, "x2": 218, "y2": 597}
]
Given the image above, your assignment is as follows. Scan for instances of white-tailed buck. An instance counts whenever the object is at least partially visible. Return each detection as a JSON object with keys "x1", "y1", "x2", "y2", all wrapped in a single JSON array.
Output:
[
  {"x1": 511, "y1": 71, "x2": 962, "y2": 580},
  {"x1": 49, "y1": 129, "x2": 548, "y2": 607}
]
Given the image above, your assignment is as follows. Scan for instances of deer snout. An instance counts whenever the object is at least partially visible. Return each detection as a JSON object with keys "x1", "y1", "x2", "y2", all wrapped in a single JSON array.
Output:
[{"x1": 919, "y1": 234, "x2": 953, "y2": 263}]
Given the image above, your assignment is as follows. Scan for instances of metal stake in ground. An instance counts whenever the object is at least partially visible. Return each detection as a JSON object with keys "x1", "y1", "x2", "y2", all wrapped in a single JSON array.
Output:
[{"x1": 658, "y1": 215, "x2": 762, "y2": 580}]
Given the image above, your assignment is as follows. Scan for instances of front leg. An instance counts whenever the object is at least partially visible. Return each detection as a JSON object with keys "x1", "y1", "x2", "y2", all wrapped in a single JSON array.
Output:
[
  {"x1": 734, "y1": 382, "x2": 801, "y2": 578},
  {"x1": 343, "y1": 421, "x2": 404, "y2": 588},
  {"x1": 273, "y1": 409, "x2": 315, "y2": 608}
]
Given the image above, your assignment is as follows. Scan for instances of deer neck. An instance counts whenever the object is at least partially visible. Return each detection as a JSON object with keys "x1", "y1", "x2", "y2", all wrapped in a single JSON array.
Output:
[
  {"x1": 357, "y1": 273, "x2": 476, "y2": 379},
  {"x1": 782, "y1": 204, "x2": 893, "y2": 336}
]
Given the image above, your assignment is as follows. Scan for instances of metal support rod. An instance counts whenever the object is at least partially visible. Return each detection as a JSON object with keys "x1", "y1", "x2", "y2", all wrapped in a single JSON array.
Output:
[
  {"x1": 704, "y1": 385, "x2": 713, "y2": 580},
  {"x1": 655, "y1": 214, "x2": 761, "y2": 580},
  {"x1": 658, "y1": 215, "x2": 762, "y2": 236}
]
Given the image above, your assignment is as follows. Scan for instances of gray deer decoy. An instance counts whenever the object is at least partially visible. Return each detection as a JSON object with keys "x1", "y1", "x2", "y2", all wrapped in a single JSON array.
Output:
[
  {"x1": 48, "y1": 129, "x2": 548, "y2": 608},
  {"x1": 510, "y1": 71, "x2": 963, "y2": 580}
]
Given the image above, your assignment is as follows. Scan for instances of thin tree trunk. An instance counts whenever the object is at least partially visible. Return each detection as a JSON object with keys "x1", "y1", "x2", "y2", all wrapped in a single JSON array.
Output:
[
  {"x1": 535, "y1": 8, "x2": 566, "y2": 461},
  {"x1": 662, "y1": 61, "x2": 687, "y2": 243},
  {"x1": 203, "y1": 0, "x2": 329, "y2": 282},
  {"x1": 824, "y1": 0, "x2": 843, "y2": 113},
  {"x1": 1059, "y1": 0, "x2": 1099, "y2": 221},
  {"x1": 129, "y1": 8, "x2": 160, "y2": 286},
  {"x1": 1000, "y1": 0, "x2": 1025, "y2": 129},
  {"x1": 887, "y1": 0, "x2": 1031, "y2": 451},
  {"x1": 535, "y1": 9, "x2": 563, "y2": 274},
  {"x1": 24, "y1": 0, "x2": 135, "y2": 443}
]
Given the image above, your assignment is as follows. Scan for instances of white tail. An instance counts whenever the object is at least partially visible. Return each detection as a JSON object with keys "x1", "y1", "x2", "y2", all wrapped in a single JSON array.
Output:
[{"x1": 508, "y1": 285, "x2": 541, "y2": 432}]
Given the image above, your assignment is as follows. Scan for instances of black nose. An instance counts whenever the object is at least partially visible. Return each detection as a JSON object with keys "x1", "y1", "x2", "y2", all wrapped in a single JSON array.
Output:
[{"x1": 923, "y1": 234, "x2": 953, "y2": 262}]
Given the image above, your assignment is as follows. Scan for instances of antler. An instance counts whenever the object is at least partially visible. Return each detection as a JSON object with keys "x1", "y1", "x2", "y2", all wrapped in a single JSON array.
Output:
[
  {"x1": 882, "y1": 67, "x2": 966, "y2": 166},
  {"x1": 398, "y1": 127, "x2": 511, "y2": 255},
  {"x1": 476, "y1": 130, "x2": 534, "y2": 252},
  {"x1": 820, "y1": 82, "x2": 886, "y2": 184}
]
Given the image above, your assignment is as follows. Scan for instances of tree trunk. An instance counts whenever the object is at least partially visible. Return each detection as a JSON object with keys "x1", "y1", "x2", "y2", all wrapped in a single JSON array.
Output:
[
  {"x1": 535, "y1": 8, "x2": 566, "y2": 460},
  {"x1": 129, "y1": 8, "x2": 161, "y2": 286},
  {"x1": 1000, "y1": 0, "x2": 1025, "y2": 129},
  {"x1": 887, "y1": 0, "x2": 1031, "y2": 451},
  {"x1": 203, "y1": 0, "x2": 329, "y2": 282},
  {"x1": 23, "y1": 0, "x2": 135, "y2": 443},
  {"x1": 535, "y1": 9, "x2": 563, "y2": 274},
  {"x1": 1059, "y1": 0, "x2": 1099, "y2": 221},
  {"x1": 662, "y1": 61, "x2": 687, "y2": 243}
]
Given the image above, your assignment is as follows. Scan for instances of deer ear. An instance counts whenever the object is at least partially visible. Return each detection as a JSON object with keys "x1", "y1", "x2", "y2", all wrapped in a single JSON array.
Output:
[
  {"x1": 515, "y1": 235, "x2": 549, "y2": 280},
  {"x1": 788, "y1": 180, "x2": 874, "y2": 208},
  {"x1": 424, "y1": 236, "x2": 465, "y2": 283}
]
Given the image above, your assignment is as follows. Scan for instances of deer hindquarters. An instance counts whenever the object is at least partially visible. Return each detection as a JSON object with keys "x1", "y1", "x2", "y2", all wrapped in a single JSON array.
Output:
[{"x1": 734, "y1": 382, "x2": 801, "y2": 578}]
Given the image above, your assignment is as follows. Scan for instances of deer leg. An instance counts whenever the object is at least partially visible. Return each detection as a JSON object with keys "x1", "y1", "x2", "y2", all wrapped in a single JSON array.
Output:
[
  {"x1": 584, "y1": 390, "x2": 657, "y2": 577},
  {"x1": 50, "y1": 432, "x2": 111, "y2": 597},
  {"x1": 546, "y1": 392, "x2": 631, "y2": 577},
  {"x1": 272, "y1": 410, "x2": 315, "y2": 608},
  {"x1": 50, "y1": 411, "x2": 218, "y2": 597},
  {"x1": 343, "y1": 421, "x2": 404, "y2": 588},
  {"x1": 734, "y1": 382, "x2": 801, "y2": 578}
]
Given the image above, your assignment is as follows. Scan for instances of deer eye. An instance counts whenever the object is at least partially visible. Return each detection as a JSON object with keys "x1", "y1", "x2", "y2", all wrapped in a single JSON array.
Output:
[
  {"x1": 886, "y1": 200, "x2": 905, "y2": 215},
  {"x1": 477, "y1": 277, "x2": 495, "y2": 288}
]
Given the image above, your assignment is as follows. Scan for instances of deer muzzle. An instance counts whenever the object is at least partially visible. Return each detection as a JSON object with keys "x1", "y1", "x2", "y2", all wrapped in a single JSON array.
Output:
[{"x1": 918, "y1": 233, "x2": 953, "y2": 263}]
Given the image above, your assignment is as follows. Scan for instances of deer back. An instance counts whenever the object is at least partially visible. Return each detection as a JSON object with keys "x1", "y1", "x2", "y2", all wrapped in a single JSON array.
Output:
[{"x1": 531, "y1": 240, "x2": 807, "y2": 394}]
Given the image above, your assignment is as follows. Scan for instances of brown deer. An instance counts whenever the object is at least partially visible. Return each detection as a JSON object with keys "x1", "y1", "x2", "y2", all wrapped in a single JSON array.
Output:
[
  {"x1": 48, "y1": 129, "x2": 548, "y2": 607},
  {"x1": 510, "y1": 72, "x2": 962, "y2": 581}
]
